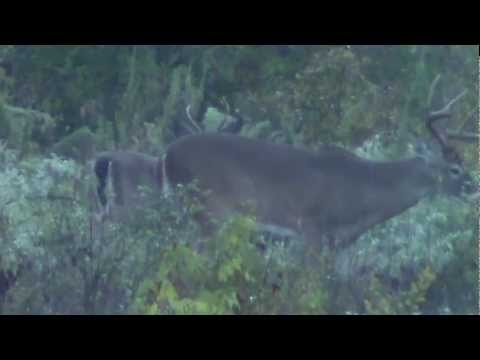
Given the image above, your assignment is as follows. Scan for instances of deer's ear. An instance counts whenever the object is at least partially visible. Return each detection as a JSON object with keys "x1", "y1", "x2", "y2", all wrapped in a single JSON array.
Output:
[{"x1": 414, "y1": 140, "x2": 431, "y2": 159}]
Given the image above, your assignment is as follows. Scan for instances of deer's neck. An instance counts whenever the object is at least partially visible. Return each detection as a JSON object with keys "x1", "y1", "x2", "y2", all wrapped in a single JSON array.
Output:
[
  {"x1": 361, "y1": 157, "x2": 437, "y2": 218},
  {"x1": 324, "y1": 157, "x2": 437, "y2": 248}
]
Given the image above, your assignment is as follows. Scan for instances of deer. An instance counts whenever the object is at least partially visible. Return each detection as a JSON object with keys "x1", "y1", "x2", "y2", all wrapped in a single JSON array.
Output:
[
  {"x1": 93, "y1": 150, "x2": 160, "y2": 221},
  {"x1": 94, "y1": 76, "x2": 478, "y2": 254},
  {"x1": 92, "y1": 101, "x2": 245, "y2": 222}
]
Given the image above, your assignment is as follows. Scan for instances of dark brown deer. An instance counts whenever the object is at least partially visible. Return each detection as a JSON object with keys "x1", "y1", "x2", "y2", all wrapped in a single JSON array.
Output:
[
  {"x1": 94, "y1": 151, "x2": 160, "y2": 221},
  {"x1": 93, "y1": 103, "x2": 244, "y2": 222},
  {"x1": 95, "y1": 77, "x2": 478, "y2": 251}
]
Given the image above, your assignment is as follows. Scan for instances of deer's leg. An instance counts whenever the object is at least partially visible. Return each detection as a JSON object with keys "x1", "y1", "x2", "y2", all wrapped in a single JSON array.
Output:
[{"x1": 190, "y1": 209, "x2": 221, "y2": 253}]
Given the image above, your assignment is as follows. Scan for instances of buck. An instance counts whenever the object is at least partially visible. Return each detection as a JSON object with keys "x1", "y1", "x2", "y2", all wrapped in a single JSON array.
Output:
[{"x1": 94, "y1": 77, "x2": 478, "y2": 251}]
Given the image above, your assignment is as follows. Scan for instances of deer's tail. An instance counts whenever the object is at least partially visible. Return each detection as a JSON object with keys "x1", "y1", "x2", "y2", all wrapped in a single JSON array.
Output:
[{"x1": 94, "y1": 153, "x2": 112, "y2": 208}]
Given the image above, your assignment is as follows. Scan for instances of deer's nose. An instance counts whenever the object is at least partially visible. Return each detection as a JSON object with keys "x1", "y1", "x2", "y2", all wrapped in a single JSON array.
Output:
[
  {"x1": 462, "y1": 180, "x2": 477, "y2": 194},
  {"x1": 466, "y1": 191, "x2": 480, "y2": 203},
  {"x1": 461, "y1": 180, "x2": 480, "y2": 203}
]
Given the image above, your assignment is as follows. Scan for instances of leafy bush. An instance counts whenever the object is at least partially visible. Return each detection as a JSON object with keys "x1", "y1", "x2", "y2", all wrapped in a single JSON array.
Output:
[
  {"x1": 1, "y1": 45, "x2": 477, "y2": 315},
  {"x1": 0, "y1": 146, "x2": 190, "y2": 314},
  {"x1": 1, "y1": 131, "x2": 475, "y2": 314},
  {"x1": 132, "y1": 215, "x2": 332, "y2": 315},
  {"x1": 331, "y1": 134, "x2": 478, "y2": 314}
]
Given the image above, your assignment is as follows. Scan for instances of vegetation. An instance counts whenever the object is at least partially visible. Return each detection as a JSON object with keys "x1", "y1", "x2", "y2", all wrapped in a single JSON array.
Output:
[{"x1": 0, "y1": 45, "x2": 477, "y2": 314}]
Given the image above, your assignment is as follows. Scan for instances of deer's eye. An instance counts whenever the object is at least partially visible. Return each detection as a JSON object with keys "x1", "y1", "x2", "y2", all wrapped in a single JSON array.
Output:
[{"x1": 449, "y1": 166, "x2": 462, "y2": 177}]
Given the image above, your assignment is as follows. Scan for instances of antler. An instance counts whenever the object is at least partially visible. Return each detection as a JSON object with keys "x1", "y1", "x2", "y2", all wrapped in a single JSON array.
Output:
[
  {"x1": 184, "y1": 104, "x2": 204, "y2": 134},
  {"x1": 217, "y1": 97, "x2": 244, "y2": 134},
  {"x1": 425, "y1": 75, "x2": 476, "y2": 160},
  {"x1": 428, "y1": 89, "x2": 467, "y2": 120},
  {"x1": 445, "y1": 130, "x2": 478, "y2": 143},
  {"x1": 445, "y1": 108, "x2": 479, "y2": 143}
]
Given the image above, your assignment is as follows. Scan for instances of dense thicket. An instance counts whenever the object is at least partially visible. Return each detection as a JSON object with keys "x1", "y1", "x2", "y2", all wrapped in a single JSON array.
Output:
[{"x1": 0, "y1": 45, "x2": 477, "y2": 314}]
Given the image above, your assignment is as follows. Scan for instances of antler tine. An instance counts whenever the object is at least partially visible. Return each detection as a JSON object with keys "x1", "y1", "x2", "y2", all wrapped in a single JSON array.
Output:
[
  {"x1": 428, "y1": 89, "x2": 468, "y2": 121},
  {"x1": 425, "y1": 75, "x2": 471, "y2": 158},
  {"x1": 446, "y1": 130, "x2": 478, "y2": 143},
  {"x1": 217, "y1": 97, "x2": 230, "y2": 132},
  {"x1": 427, "y1": 74, "x2": 442, "y2": 108},
  {"x1": 463, "y1": 108, "x2": 477, "y2": 129},
  {"x1": 446, "y1": 107, "x2": 479, "y2": 144},
  {"x1": 185, "y1": 104, "x2": 204, "y2": 134},
  {"x1": 216, "y1": 97, "x2": 244, "y2": 134}
]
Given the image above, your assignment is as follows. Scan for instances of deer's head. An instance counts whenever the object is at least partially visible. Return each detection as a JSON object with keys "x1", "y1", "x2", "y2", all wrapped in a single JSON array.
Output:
[{"x1": 416, "y1": 75, "x2": 478, "y2": 201}]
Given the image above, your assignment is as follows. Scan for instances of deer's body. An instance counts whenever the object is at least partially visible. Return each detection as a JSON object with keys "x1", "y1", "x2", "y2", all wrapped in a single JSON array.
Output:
[
  {"x1": 160, "y1": 134, "x2": 441, "y2": 248},
  {"x1": 94, "y1": 151, "x2": 159, "y2": 220}
]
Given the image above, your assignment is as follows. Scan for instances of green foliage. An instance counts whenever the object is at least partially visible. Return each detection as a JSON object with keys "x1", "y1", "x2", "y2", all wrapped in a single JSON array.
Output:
[
  {"x1": 332, "y1": 133, "x2": 477, "y2": 314},
  {"x1": 51, "y1": 126, "x2": 99, "y2": 163},
  {"x1": 133, "y1": 215, "x2": 263, "y2": 315},
  {"x1": 0, "y1": 149, "x2": 81, "y2": 280},
  {"x1": 115, "y1": 46, "x2": 169, "y2": 152},
  {"x1": 0, "y1": 45, "x2": 476, "y2": 315},
  {"x1": 0, "y1": 104, "x2": 57, "y2": 155},
  {"x1": 203, "y1": 107, "x2": 225, "y2": 131},
  {"x1": 0, "y1": 68, "x2": 13, "y2": 103},
  {"x1": 0, "y1": 146, "x2": 173, "y2": 314},
  {"x1": 425, "y1": 226, "x2": 478, "y2": 314},
  {"x1": 0, "y1": 98, "x2": 8, "y2": 139},
  {"x1": 0, "y1": 138, "x2": 474, "y2": 314},
  {"x1": 364, "y1": 267, "x2": 436, "y2": 315},
  {"x1": 0, "y1": 47, "x2": 13, "y2": 100},
  {"x1": 133, "y1": 210, "x2": 331, "y2": 315}
]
